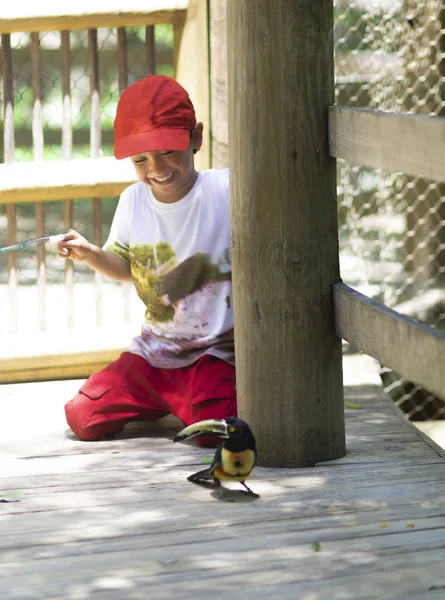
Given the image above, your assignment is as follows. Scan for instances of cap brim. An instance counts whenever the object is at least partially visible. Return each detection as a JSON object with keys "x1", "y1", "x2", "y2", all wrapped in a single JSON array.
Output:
[{"x1": 114, "y1": 128, "x2": 191, "y2": 159}]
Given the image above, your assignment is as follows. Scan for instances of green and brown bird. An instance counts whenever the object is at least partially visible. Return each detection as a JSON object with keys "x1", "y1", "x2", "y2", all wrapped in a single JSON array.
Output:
[{"x1": 174, "y1": 417, "x2": 259, "y2": 501}]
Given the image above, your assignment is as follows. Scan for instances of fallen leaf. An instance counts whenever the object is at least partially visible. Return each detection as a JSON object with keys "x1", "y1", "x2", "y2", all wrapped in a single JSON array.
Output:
[
  {"x1": 312, "y1": 542, "x2": 322, "y2": 552},
  {"x1": 0, "y1": 492, "x2": 24, "y2": 500},
  {"x1": 345, "y1": 402, "x2": 362, "y2": 409},
  {"x1": 380, "y1": 524, "x2": 389, "y2": 528},
  {"x1": 407, "y1": 523, "x2": 415, "y2": 528},
  {"x1": 201, "y1": 456, "x2": 214, "y2": 464}
]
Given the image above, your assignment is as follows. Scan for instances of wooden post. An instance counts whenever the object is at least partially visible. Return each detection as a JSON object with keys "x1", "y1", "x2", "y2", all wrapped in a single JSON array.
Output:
[
  {"x1": 2, "y1": 33, "x2": 18, "y2": 334},
  {"x1": 61, "y1": 30, "x2": 75, "y2": 329},
  {"x1": 88, "y1": 29, "x2": 103, "y2": 327},
  {"x1": 227, "y1": 0, "x2": 345, "y2": 467},
  {"x1": 31, "y1": 32, "x2": 47, "y2": 332},
  {"x1": 173, "y1": 0, "x2": 210, "y2": 170}
]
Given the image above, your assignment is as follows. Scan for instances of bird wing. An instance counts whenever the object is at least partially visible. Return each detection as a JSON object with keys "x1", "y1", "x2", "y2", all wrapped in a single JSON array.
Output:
[{"x1": 187, "y1": 447, "x2": 222, "y2": 482}]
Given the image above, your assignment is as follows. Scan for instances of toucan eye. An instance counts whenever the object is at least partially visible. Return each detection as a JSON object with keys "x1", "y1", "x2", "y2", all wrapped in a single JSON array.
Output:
[{"x1": 229, "y1": 426, "x2": 235, "y2": 433}]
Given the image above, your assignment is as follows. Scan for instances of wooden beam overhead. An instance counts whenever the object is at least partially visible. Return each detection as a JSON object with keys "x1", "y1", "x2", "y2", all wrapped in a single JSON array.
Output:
[
  {"x1": 0, "y1": 1, "x2": 188, "y2": 34},
  {"x1": 329, "y1": 106, "x2": 445, "y2": 183},
  {"x1": 0, "y1": 157, "x2": 137, "y2": 203}
]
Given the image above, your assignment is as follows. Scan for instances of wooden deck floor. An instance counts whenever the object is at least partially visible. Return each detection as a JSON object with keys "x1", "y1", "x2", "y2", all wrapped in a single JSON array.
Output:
[{"x1": 2, "y1": 355, "x2": 445, "y2": 599}]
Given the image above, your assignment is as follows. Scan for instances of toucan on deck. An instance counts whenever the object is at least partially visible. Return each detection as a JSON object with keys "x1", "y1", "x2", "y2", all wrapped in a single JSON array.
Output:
[{"x1": 1, "y1": 354, "x2": 445, "y2": 599}]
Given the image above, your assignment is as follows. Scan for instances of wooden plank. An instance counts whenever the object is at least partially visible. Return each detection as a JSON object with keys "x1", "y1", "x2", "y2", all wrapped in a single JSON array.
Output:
[
  {"x1": 92, "y1": 198, "x2": 103, "y2": 326},
  {"x1": 145, "y1": 25, "x2": 156, "y2": 74},
  {"x1": 3, "y1": 474, "x2": 445, "y2": 546},
  {"x1": 3, "y1": 490, "x2": 445, "y2": 543},
  {"x1": 117, "y1": 28, "x2": 132, "y2": 325},
  {"x1": 1, "y1": 544, "x2": 445, "y2": 600},
  {"x1": 2, "y1": 34, "x2": 14, "y2": 162},
  {"x1": 2, "y1": 34, "x2": 17, "y2": 334},
  {"x1": 334, "y1": 283, "x2": 445, "y2": 401},
  {"x1": 61, "y1": 30, "x2": 75, "y2": 329},
  {"x1": 2, "y1": 457, "x2": 444, "y2": 492},
  {"x1": 88, "y1": 29, "x2": 103, "y2": 328},
  {"x1": 61, "y1": 31, "x2": 73, "y2": 161},
  {"x1": 6, "y1": 203, "x2": 17, "y2": 334},
  {"x1": 63, "y1": 198, "x2": 75, "y2": 328},
  {"x1": 0, "y1": 1, "x2": 189, "y2": 33},
  {"x1": 329, "y1": 105, "x2": 445, "y2": 183},
  {"x1": 227, "y1": 0, "x2": 344, "y2": 467},
  {"x1": 174, "y1": 0, "x2": 210, "y2": 171},
  {"x1": 31, "y1": 32, "x2": 47, "y2": 332},
  {"x1": 117, "y1": 27, "x2": 128, "y2": 91},
  {"x1": 88, "y1": 29, "x2": 101, "y2": 160},
  {"x1": 0, "y1": 156, "x2": 137, "y2": 203},
  {"x1": 31, "y1": 33, "x2": 44, "y2": 161},
  {"x1": 0, "y1": 349, "x2": 122, "y2": 383},
  {"x1": 35, "y1": 203, "x2": 46, "y2": 331}
]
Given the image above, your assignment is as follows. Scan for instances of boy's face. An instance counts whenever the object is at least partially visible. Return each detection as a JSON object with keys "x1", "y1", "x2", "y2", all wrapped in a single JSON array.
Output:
[{"x1": 130, "y1": 123, "x2": 203, "y2": 203}]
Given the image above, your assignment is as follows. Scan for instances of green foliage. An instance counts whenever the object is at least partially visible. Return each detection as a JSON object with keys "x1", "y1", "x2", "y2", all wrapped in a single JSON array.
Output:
[
  {"x1": 6, "y1": 24, "x2": 175, "y2": 162},
  {"x1": 334, "y1": 7, "x2": 402, "y2": 54}
]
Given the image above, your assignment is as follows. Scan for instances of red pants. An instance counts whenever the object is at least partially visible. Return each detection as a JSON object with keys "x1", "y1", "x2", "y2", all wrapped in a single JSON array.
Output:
[{"x1": 65, "y1": 352, "x2": 237, "y2": 445}]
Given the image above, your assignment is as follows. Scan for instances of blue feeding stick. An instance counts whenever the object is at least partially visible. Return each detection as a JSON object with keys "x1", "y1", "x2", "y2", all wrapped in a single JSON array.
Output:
[{"x1": 0, "y1": 231, "x2": 68, "y2": 253}]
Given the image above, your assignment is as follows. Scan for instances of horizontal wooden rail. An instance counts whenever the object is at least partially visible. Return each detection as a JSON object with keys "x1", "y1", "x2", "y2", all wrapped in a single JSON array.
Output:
[
  {"x1": 329, "y1": 106, "x2": 445, "y2": 183},
  {"x1": 0, "y1": 157, "x2": 137, "y2": 203},
  {"x1": 0, "y1": 1, "x2": 188, "y2": 33},
  {"x1": 334, "y1": 283, "x2": 445, "y2": 401},
  {"x1": 0, "y1": 349, "x2": 123, "y2": 383}
]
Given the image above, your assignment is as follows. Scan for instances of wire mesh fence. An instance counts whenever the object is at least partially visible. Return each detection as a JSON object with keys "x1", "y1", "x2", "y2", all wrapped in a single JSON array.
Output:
[{"x1": 334, "y1": 0, "x2": 445, "y2": 419}]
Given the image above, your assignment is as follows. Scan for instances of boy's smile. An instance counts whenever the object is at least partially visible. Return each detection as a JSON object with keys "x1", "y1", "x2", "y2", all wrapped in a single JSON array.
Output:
[{"x1": 130, "y1": 124, "x2": 203, "y2": 204}]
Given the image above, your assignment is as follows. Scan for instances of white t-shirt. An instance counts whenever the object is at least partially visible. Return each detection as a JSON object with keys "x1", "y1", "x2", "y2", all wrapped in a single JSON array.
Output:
[{"x1": 104, "y1": 168, "x2": 234, "y2": 368}]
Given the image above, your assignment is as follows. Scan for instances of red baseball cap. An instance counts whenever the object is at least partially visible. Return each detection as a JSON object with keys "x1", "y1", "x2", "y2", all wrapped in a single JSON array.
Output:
[{"x1": 114, "y1": 75, "x2": 197, "y2": 159}]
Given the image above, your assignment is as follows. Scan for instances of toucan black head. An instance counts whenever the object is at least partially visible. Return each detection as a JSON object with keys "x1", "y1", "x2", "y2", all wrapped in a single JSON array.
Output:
[
  {"x1": 221, "y1": 417, "x2": 256, "y2": 452},
  {"x1": 174, "y1": 417, "x2": 256, "y2": 452}
]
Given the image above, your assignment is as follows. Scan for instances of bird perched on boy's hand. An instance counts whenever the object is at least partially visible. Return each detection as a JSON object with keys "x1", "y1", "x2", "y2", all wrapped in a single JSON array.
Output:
[{"x1": 174, "y1": 417, "x2": 259, "y2": 501}]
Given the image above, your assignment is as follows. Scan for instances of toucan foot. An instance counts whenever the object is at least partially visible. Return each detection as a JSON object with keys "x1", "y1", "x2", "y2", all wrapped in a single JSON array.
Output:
[
  {"x1": 215, "y1": 486, "x2": 235, "y2": 503},
  {"x1": 241, "y1": 482, "x2": 260, "y2": 498}
]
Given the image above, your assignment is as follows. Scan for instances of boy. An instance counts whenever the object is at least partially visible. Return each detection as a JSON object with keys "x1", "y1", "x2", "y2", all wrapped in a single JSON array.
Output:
[{"x1": 57, "y1": 75, "x2": 236, "y2": 444}]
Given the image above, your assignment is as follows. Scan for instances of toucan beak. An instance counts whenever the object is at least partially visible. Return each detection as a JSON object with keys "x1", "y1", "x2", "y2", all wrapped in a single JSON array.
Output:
[{"x1": 174, "y1": 419, "x2": 229, "y2": 443}]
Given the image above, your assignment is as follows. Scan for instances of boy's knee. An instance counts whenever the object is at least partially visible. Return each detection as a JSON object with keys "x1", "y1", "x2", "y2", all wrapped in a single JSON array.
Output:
[
  {"x1": 64, "y1": 394, "x2": 124, "y2": 441},
  {"x1": 65, "y1": 396, "x2": 96, "y2": 440}
]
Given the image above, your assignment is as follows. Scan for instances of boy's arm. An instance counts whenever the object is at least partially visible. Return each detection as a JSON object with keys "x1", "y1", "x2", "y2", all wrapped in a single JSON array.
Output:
[
  {"x1": 84, "y1": 246, "x2": 132, "y2": 281},
  {"x1": 57, "y1": 230, "x2": 132, "y2": 282}
]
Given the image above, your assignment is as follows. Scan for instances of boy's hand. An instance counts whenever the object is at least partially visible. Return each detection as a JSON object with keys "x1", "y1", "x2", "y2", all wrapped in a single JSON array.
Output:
[
  {"x1": 56, "y1": 230, "x2": 93, "y2": 262},
  {"x1": 56, "y1": 229, "x2": 132, "y2": 281}
]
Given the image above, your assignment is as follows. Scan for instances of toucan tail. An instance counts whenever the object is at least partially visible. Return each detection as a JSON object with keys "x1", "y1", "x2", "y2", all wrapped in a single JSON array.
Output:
[{"x1": 187, "y1": 467, "x2": 212, "y2": 482}]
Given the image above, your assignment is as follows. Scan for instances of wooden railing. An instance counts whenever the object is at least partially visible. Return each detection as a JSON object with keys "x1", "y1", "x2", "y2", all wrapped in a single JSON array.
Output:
[
  {"x1": 329, "y1": 106, "x2": 445, "y2": 183},
  {"x1": 0, "y1": 0, "x2": 210, "y2": 383},
  {"x1": 330, "y1": 107, "x2": 445, "y2": 401}
]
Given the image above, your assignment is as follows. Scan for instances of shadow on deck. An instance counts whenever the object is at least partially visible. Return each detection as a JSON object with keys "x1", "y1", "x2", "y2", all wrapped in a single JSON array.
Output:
[{"x1": 1, "y1": 354, "x2": 445, "y2": 599}]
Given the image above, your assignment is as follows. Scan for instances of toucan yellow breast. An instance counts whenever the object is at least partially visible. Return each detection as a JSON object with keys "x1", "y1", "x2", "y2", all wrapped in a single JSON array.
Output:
[{"x1": 216, "y1": 448, "x2": 256, "y2": 480}]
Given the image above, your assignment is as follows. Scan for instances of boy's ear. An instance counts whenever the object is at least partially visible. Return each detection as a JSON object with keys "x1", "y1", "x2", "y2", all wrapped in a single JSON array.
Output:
[{"x1": 191, "y1": 122, "x2": 203, "y2": 153}]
